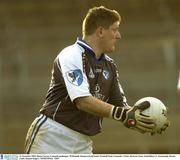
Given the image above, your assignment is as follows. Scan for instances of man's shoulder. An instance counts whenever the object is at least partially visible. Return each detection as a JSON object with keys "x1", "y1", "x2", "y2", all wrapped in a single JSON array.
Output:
[
  {"x1": 55, "y1": 43, "x2": 85, "y2": 67},
  {"x1": 57, "y1": 43, "x2": 84, "y2": 59},
  {"x1": 61, "y1": 43, "x2": 83, "y2": 55}
]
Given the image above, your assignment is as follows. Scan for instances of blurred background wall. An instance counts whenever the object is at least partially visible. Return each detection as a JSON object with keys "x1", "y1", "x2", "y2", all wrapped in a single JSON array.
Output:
[{"x1": 0, "y1": 0, "x2": 180, "y2": 154}]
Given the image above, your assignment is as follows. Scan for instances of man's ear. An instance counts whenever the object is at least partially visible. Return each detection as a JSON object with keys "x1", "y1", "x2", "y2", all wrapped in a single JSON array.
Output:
[{"x1": 96, "y1": 26, "x2": 104, "y2": 38}]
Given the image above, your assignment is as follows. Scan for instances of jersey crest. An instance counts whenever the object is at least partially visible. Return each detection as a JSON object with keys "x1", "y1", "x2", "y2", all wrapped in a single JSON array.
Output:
[{"x1": 66, "y1": 69, "x2": 83, "y2": 86}]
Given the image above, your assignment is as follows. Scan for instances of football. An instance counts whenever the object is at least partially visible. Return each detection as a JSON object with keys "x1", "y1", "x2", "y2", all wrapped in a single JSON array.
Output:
[{"x1": 134, "y1": 97, "x2": 168, "y2": 133}]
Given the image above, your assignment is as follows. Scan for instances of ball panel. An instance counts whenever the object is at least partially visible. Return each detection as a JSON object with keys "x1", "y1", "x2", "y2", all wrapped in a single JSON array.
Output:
[{"x1": 134, "y1": 97, "x2": 167, "y2": 132}]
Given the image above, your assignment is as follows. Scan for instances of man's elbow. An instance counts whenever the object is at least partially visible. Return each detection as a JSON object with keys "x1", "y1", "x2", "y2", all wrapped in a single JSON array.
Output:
[
  {"x1": 74, "y1": 97, "x2": 83, "y2": 110},
  {"x1": 74, "y1": 96, "x2": 91, "y2": 110}
]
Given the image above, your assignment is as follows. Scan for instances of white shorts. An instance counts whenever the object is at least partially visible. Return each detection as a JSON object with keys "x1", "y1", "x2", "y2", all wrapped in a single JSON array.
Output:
[{"x1": 24, "y1": 114, "x2": 93, "y2": 154}]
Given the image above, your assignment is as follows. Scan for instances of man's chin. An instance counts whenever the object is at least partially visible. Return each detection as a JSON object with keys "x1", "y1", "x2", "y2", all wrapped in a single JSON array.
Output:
[
  {"x1": 109, "y1": 47, "x2": 115, "y2": 53},
  {"x1": 106, "y1": 47, "x2": 116, "y2": 53}
]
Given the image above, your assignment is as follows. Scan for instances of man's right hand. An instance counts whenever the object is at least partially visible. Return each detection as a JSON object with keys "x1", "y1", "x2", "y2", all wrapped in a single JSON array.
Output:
[{"x1": 111, "y1": 101, "x2": 155, "y2": 134}]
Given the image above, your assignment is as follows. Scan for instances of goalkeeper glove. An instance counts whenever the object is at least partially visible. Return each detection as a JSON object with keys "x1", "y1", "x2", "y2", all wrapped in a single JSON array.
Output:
[{"x1": 111, "y1": 101, "x2": 155, "y2": 133}]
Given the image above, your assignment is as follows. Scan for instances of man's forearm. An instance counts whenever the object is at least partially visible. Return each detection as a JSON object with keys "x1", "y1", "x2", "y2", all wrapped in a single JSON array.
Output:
[{"x1": 74, "y1": 96, "x2": 114, "y2": 118}]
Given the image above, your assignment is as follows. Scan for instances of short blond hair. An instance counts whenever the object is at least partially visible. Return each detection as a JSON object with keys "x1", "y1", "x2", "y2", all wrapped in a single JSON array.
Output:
[{"x1": 82, "y1": 6, "x2": 121, "y2": 36}]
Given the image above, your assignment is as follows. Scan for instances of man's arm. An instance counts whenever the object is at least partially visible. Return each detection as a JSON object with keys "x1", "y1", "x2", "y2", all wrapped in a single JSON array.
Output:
[
  {"x1": 74, "y1": 96, "x2": 114, "y2": 118},
  {"x1": 74, "y1": 96, "x2": 155, "y2": 133}
]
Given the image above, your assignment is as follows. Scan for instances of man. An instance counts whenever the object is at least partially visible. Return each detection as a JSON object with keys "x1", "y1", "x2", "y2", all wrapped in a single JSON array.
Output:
[{"x1": 24, "y1": 6, "x2": 168, "y2": 154}]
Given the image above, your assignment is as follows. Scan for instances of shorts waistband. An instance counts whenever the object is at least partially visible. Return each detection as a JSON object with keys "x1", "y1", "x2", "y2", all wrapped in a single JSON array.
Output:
[{"x1": 40, "y1": 114, "x2": 91, "y2": 140}]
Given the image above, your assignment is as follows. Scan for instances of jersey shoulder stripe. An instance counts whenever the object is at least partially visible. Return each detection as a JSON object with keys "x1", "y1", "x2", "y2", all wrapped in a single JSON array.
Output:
[{"x1": 104, "y1": 54, "x2": 114, "y2": 63}]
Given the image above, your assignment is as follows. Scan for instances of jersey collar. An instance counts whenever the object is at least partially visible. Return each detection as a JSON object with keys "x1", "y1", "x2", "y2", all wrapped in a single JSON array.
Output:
[{"x1": 76, "y1": 37, "x2": 105, "y2": 63}]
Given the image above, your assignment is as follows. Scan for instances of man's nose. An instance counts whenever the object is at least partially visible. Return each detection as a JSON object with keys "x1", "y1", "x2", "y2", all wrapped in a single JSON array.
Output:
[{"x1": 116, "y1": 31, "x2": 121, "y2": 39}]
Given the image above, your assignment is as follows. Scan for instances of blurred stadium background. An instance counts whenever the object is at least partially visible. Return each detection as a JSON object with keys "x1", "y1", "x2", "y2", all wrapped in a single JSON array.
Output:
[{"x1": 0, "y1": 0, "x2": 180, "y2": 154}]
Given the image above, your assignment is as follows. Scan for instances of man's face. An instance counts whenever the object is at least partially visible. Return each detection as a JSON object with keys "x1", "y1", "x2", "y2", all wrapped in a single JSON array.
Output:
[{"x1": 99, "y1": 21, "x2": 121, "y2": 53}]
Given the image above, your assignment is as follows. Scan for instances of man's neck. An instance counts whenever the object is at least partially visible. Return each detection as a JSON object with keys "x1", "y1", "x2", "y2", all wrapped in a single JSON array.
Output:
[{"x1": 83, "y1": 36, "x2": 103, "y2": 59}]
